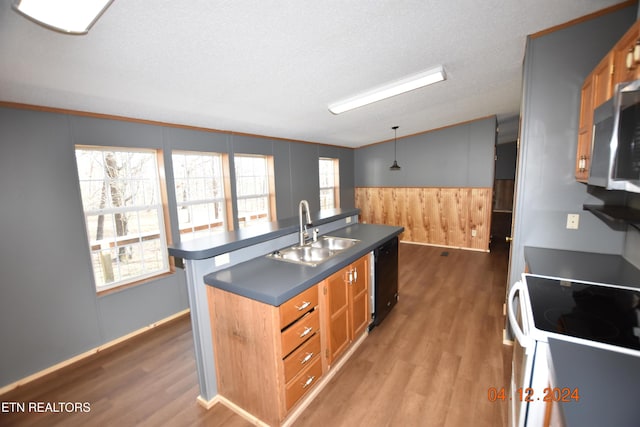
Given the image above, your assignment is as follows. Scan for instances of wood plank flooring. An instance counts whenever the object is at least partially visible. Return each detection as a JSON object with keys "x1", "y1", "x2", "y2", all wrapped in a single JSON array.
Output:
[{"x1": 1, "y1": 242, "x2": 512, "y2": 427}]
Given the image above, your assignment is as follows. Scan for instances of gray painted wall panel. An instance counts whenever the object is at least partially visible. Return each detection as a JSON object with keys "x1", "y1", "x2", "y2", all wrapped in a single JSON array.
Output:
[
  {"x1": 273, "y1": 140, "x2": 294, "y2": 218},
  {"x1": 508, "y1": 6, "x2": 636, "y2": 291},
  {"x1": 70, "y1": 115, "x2": 163, "y2": 148},
  {"x1": 164, "y1": 127, "x2": 229, "y2": 153},
  {"x1": 467, "y1": 118, "x2": 497, "y2": 187},
  {"x1": 289, "y1": 143, "x2": 321, "y2": 212},
  {"x1": 98, "y1": 274, "x2": 188, "y2": 342},
  {"x1": 231, "y1": 134, "x2": 274, "y2": 156},
  {"x1": 354, "y1": 116, "x2": 496, "y2": 188},
  {"x1": 0, "y1": 109, "x2": 103, "y2": 384}
]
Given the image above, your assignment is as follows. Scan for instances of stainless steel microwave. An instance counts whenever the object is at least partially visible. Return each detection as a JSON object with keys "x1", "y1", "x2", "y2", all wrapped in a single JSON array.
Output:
[{"x1": 589, "y1": 79, "x2": 640, "y2": 193}]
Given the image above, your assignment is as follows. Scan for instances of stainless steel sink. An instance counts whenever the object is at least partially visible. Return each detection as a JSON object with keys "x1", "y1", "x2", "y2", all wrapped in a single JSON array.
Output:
[
  {"x1": 267, "y1": 236, "x2": 360, "y2": 267},
  {"x1": 310, "y1": 236, "x2": 360, "y2": 251}
]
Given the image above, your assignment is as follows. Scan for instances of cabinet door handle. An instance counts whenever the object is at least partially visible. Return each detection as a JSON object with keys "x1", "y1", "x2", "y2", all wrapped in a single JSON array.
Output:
[
  {"x1": 295, "y1": 301, "x2": 311, "y2": 311},
  {"x1": 299, "y1": 326, "x2": 313, "y2": 338},
  {"x1": 302, "y1": 375, "x2": 316, "y2": 389},
  {"x1": 300, "y1": 352, "x2": 314, "y2": 364},
  {"x1": 353, "y1": 268, "x2": 358, "y2": 282}
]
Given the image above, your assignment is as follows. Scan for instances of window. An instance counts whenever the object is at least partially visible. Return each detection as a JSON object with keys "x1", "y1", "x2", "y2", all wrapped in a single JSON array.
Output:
[
  {"x1": 172, "y1": 151, "x2": 228, "y2": 239},
  {"x1": 75, "y1": 147, "x2": 169, "y2": 292},
  {"x1": 319, "y1": 157, "x2": 340, "y2": 210},
  {"x1": 234, "y1": 154, "x2": 274, "y2": 228}
]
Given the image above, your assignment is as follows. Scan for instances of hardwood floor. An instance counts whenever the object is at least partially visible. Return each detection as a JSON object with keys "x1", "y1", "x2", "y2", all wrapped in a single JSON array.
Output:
[{"x1": 1, "y1": 243, "x2": 512, "y2": 427}]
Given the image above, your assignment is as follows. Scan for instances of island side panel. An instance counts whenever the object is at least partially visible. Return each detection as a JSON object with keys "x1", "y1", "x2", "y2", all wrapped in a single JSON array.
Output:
[
  {"x1": 208, "y1": 286, "x2": 285, "y2": 425},
  {"x1": 185, "y1": 259, "x2": 218, "y2": 401}
]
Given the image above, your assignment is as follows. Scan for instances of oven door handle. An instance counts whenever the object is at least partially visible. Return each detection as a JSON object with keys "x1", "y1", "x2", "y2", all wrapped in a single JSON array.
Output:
[{"x1": 507, "y1": 281, "x2": 533, "y2": 350}]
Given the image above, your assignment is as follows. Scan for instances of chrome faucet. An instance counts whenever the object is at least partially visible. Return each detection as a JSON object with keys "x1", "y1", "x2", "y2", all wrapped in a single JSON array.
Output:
[{"x1": 298, "y1": 200, "x2": 312, "y2": 246}]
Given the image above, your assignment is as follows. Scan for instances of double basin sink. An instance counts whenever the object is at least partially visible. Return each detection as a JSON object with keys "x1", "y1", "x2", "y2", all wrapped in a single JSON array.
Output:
[{"x1": 267, "y1": 235, "x2": 360, "y2": 267}]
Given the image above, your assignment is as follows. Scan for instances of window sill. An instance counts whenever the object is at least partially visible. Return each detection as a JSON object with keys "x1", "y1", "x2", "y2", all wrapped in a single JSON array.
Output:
[{"x1": 96, "y1": 270, "x2": 176, "y2": 297}]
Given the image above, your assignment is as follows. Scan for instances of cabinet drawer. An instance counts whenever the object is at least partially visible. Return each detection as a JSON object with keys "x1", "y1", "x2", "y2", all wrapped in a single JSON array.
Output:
[
  {"x1": 284, "y1": 356, "x2": 323, "y2": 410},
  {"x1": 283, "y1": 332, "x2": 321, "y2": 383},
  {"x1": 279, "y1": 285, "x2": 318, "y2": 329},
  {"x1": 281, "y1": 309, "x2": 319, "y2": 357}
]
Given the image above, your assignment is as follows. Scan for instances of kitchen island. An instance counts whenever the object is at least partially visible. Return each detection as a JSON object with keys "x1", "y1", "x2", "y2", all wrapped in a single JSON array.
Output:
[{"x1": 168, "y1": 209, "x2": 403, "y2": 426}]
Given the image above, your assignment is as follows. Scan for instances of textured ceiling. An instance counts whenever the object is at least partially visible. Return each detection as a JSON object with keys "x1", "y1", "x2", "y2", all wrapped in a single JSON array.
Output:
[{"x1": 0, "y1": 1, "x2": 627, "y2": 147}]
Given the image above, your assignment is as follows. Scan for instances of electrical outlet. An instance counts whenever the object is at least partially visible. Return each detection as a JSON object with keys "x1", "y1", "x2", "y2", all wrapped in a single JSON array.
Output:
[
  {"x1": 566, "y1": 214, "x2": 580, "y2": 230},
  {"x1": 214, "y1": 253, "x2": 230, "y2": 267},
  {"x1": 346, "y1": 216, "x2": 352, "y2": 224},
  {"x1": 471, "y1": 229, "x2": 477, "y2": 237}
]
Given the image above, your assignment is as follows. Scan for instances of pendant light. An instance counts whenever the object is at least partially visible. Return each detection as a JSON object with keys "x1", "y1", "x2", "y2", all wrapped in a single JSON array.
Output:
[{"x1": 389, "y1": 126, "x2": 401, "y2": 170}]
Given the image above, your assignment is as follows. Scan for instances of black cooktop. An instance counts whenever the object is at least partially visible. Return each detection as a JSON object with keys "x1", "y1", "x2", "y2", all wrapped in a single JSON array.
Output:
[{"x1": 525, "y1": 275, "x2": 640, "y2": 351}]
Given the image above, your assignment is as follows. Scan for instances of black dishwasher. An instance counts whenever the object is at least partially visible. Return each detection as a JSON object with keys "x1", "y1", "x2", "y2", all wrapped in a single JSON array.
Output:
[{"x1": 372, "y1": 236, "x2": 398, "y2": 327}]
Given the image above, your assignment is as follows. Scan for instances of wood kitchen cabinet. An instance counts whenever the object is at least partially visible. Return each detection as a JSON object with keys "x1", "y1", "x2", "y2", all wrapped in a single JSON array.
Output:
[
  {"x1": 576, "y1": 20, "x2": 640, "y2": 182},
  {"x1": 576, "y1": 53, "x2": 613, "y2": 182},
  {"x1": 207, "y1": 284, "x2": 323, "y2": 426},
  {"x1": 323, "y1": 255, "x2": 370, "y2": 366}
]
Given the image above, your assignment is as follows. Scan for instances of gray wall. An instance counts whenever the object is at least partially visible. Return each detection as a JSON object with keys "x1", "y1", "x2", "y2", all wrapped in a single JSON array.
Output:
[
  {"x1": 0, "y1": 106, "x2": 355, "y2": 387},
  {"x1": 509, "y1": 5, "x2": 637, "y2": 289},
  {"x1": 495, "y1": 141, "x2": 517, "y2": 180},
  {"x1": 354, "y1": 116, "x2": 496, "y2": 188}
]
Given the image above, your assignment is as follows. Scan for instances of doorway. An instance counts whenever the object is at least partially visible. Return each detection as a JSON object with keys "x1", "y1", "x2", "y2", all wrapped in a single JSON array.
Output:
[{"x1": 491, "y1": 140, "x2": 517, "y2": 251}]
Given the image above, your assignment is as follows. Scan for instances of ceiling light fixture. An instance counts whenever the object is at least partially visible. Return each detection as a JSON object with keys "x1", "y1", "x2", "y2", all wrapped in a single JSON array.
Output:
[
  {"x1": 328, "y1": 65, "x2": 446, "y2": 115},
  {"x1": 12, "y1": 0, "x2": 114, "y2": 34},
  {"x1": 389, "y1": 126, "x2": 401, "y2": 171}
]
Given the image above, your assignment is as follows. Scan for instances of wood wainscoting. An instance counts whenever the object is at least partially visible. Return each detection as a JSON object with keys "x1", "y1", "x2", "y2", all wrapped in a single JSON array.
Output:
[{"x1": 355, "y1": 187, "x2": 492, "y2": 251}]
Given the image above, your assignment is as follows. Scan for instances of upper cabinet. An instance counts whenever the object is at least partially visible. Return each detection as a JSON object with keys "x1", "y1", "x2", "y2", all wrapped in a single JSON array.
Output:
[
  {"x1": 576, "y1": 78, "x2": 593, "y2": 182},
  {"x1": 613, "y1": 23, "x2": 640, "y2": 84},
  {"x1": 576, "y1": 20, "x2": 640, "y2": 182}
]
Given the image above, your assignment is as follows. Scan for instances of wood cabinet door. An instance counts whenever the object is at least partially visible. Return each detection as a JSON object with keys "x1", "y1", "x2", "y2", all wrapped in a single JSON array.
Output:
[
  {"x1": 613, "y1": 22, "x2": 640, "y2": 84},
  {"x1": 592, "y1": 53, "x2": 613, "y2": 109},
  {"x1": 576, "y1": 75, "x2": 594, "y2": 182},
  {"x1": 324, "y1": 267, "x2": 350, "y2": 365},
  {"x1": 349, "y1": 256, "x2": 370, "y2": 339}
]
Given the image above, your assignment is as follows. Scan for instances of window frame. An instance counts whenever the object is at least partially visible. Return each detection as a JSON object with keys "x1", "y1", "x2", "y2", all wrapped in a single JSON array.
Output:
[
  {"x1": 75, "y1": 145, "x2": 172, "y2": 293},
  {"x1": 319, "y1": 157, "x2": 340, "y2": 210},
  {"x1": 171, "y1": 150, "x2": 233, "y2": 239},
  {"x1": 233, "y1": 154, "x2": 276, "y2": 229}
]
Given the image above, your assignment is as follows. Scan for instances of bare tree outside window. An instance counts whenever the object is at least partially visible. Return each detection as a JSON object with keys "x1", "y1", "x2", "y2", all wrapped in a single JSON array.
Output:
[
  {"x1": 172, "y1": 151, "x2": 227, "y2": 239},
  {"x1": 75, "y1": 147, "x2": 169, "y2": 291},
  {"x1": 235, "y1": 155, "x2": 272, "y2": 228},
  {"x1": 319, "y1": 158, "x2": 340, "y2": 210}
]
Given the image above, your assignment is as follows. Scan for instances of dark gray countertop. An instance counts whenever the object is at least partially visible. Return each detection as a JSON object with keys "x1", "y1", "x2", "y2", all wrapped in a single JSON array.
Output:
[
  {"x1": 168, "y1": 208, "x2": 359, "y2": 260},
  {"x1": 204, "y1": 223, "x2": 404, "y2": 306},
  {"x1": 524, "y1": 246, "x2": 640, "y2": 288},
  {"x1": 548, "y1": 337, "x2": 640, "y2": 427}
]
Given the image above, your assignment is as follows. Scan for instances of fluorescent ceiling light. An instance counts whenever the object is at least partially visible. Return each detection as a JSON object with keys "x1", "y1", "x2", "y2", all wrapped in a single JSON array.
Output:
[
  {"x1": 328, "y1": 66, "x2": 446, "y2": 115},
  {"x1": 13, "y1": 0, "x2": 113, "y2": 34}
]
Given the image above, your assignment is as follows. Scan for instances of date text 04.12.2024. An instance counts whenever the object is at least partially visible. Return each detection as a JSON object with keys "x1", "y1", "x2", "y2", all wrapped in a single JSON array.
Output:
[{"x1": 487, "y1": 387, "x2": 580, "y2": 403}]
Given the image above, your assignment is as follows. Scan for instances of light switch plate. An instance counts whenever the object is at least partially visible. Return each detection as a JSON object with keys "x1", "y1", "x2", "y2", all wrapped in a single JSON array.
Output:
[{"x1": 566, "y1": 214, "x2": 579, "y2": 230}]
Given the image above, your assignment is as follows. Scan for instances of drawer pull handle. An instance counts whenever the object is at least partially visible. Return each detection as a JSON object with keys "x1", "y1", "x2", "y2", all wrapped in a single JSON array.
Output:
[
  {"x1": 299, "y1": 326, "x2": 313, "y2": 338},
  {"x1": 295, "y1": 301, "x2": 311, "y2": 311},
  {"x1": 302, "y1": 375, "x2": 316, "y2": 389},
  {"x1": 301, "y1": 352, "x2": 314, "y2": 364}
]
